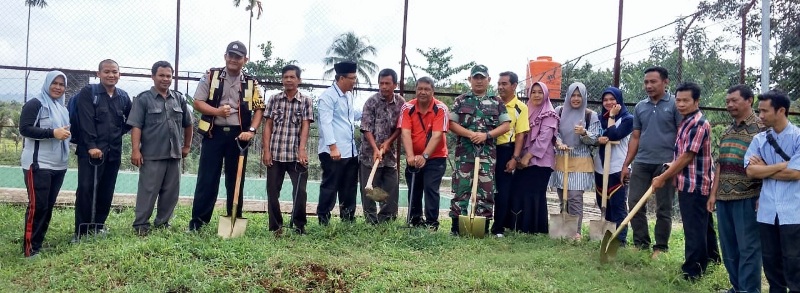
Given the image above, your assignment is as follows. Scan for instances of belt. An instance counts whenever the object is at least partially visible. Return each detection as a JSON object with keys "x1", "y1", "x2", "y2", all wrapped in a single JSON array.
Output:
[{"x1": 214, "y1": 126, "x2": 240, "y2": 132}]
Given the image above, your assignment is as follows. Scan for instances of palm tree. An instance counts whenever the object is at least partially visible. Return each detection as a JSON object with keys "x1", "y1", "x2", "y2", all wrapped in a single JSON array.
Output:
[
  {"x1": 232, "y1": 0, "x2": 263, "y2": 58},
  {"x1": 323, "y1": 32, "x2": 378, "y2": 86}
]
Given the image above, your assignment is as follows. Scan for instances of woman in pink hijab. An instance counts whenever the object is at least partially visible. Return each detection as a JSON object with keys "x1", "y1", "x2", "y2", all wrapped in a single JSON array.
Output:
[{"x1": 510, "y1": 82, "x2": 559, "y2": 234}]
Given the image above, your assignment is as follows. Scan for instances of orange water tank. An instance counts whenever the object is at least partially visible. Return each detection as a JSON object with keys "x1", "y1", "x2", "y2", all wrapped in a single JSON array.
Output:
[{"x1": 527, "y1": 56, "x2": 562, "y2": 99}]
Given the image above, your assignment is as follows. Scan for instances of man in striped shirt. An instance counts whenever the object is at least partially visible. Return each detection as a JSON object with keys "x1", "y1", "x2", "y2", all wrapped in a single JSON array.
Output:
[
  {"x1": 652, "y1": 82, "x2": 720, "y2": 281},
  {"x1": 707, "y1": 85, "x2": 764, "y2": 293}
]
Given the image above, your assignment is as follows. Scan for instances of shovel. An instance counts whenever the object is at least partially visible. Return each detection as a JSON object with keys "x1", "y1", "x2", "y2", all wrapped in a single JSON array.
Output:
[
  {"x1": 458, "y1": 154, "x2": 486, "y2": 238},
  {"x1": 364, "y1": 158, "x2": 388, "y2": 202},
  {"x1": 218, "y1": 138, "x2": 250, "y2": 239},
  {"x1": 549, "y1": 149, "x2": 580, "y2": 239},
  {"x1": 600, "y1": 185, "x2": 655, "y2": 263},
  {"x1": 78, "y1": 156, "x2": 106, "y2": 240},
  {"x1": 589, "y1": 141, "x2": 620, "y2": 241}
]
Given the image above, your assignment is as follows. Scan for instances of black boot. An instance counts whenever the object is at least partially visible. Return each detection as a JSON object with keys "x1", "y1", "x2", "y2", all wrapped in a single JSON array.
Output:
[
  {"x1": 485, "y1": 220, "x2": 491, "y2": 234},
  {"x1": 450, "y1": 217, "x2": 459, "y2": 236}
]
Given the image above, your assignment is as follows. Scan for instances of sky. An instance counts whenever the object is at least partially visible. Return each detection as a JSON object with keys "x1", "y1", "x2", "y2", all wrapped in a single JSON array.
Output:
[{"x1": 1, "y1": 0, "x2": 753, "y2": 105}]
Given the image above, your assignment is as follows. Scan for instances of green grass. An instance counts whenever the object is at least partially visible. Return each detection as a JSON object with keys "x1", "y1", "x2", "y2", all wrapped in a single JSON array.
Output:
[{"x1": 0, "y1": 204, "x2": 731, "y2": 292}]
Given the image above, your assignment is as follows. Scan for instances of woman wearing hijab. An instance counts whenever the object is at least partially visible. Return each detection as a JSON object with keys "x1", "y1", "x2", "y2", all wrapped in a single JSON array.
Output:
[
  {"x1": 19, "y1": 71, "x2": 71, "y2": 258},
  {"x1": 593, "y1": 86, "x2": 633, "y2": 245},
  {"x1": 550, "y1": 81, "x2": 599, "y2": 240},
  {"x1": 511, "y1": 82, "x2": 558, "y2": 234}
]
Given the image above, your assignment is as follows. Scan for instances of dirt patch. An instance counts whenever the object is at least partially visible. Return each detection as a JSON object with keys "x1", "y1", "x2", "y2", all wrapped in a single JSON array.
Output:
[{"x1": 295, "y1": 262, "x2": 348, "y2": 293}]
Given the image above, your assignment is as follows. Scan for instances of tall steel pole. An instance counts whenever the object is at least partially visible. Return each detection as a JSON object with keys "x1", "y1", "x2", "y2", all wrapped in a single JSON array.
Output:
[
  {"x1": 612, "y1": 0, "x2": 623, "y2": 87},
  {"x1": 397, "y1": 0, "x2": 409, "y2": 170},
  {"x1": 760, "y1": 0, "x2": 770, "y2": 92},
  {"x1": 399, "y1": 0, "x2": 409, "y2": 94},
  {"x1": 174, "y1": 0, "x2": 181, "y2": 91}
]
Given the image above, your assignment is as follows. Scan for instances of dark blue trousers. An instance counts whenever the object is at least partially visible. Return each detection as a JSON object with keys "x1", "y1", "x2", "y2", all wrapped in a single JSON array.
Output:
[
  {"x1": 717, "y1": 197, "x2": 762, "y2": 293},
  {"x1": 594, "y1": 172, "x2": 628, "y2": 244}
]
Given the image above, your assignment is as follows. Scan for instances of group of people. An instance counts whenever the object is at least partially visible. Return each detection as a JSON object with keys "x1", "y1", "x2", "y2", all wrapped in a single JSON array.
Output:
[{"x1": 18, "y1": 41, "x2": 799, "y2": 292}]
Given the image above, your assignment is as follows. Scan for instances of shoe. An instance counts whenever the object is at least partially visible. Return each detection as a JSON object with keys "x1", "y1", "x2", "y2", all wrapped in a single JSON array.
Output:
[
  {"x1": 651, "y1": 249, "x2": 665, "y2": 259},
  {"x1": 24, "y1": 252, "x2": 40, "y2": 260},
  {"x1": 573, "y1": 233, "x2": 582, "y2": 241},
  {"x1": 134, "y1": 227, "x2": 150, "y2": 236},
  {"x1": 293, "y1": 227, "x2": 306, "y2": 235},
  {"x1": 155, "y1": 223, "x2": 171, "y2": 230},
  {"x1": 494, "y1": 233, "x2": 504, "y2": 238}
]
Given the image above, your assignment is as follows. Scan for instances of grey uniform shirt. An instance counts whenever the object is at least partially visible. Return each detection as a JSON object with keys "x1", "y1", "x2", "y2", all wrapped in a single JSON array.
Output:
[
  {"x1": 193, "y1": 69, "x2": 248, "y2": 126},
  {"x1": 127, "y1": 87, "x2": 192, "y2": 160},
  {"x1": 632, "y1": 92, "x2": 682, "y2": 164}
]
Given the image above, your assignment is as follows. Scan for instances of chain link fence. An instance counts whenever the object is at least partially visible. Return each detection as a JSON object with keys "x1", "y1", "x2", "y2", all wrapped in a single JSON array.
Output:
[{"x1": 1, "y1": 0, "x2": 799, "y2": 206}]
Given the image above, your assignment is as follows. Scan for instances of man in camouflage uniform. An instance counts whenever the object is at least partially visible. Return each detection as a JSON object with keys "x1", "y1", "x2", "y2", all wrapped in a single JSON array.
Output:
[{"x1": 448, "y1": 65, "x2": 511, "y2": 235}]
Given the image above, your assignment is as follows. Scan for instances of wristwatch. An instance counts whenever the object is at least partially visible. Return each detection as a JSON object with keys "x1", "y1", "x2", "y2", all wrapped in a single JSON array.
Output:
[
  {"x1": 248, "y1": 127, "x2": 256, "y2": 132},
  {"x1": 513, "y1": 156, "x2": 522, "y2": 163},
  {"x1": 422, "y1": 153, "x2": 430, "y2": 160}
]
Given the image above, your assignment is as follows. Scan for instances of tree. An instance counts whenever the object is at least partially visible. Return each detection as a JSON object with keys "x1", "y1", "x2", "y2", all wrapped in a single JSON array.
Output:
[
  {"x1": 561, "y1": 62, "x2": 614, "y2": 102},
  {"x1": 322, "y1": 32, "x2": 378, "y2": 86},
  {"x1": 232, "y1": 0, "x2": 263, "y2": 58},
  {"x1": 697, "y1": 0, "x2": 800, "y2": 99},
  {"x1": 244, "y1": 41, "x2": 298, "y2": 90},
  {"x1": 25, "y1": 0, "x2": 46, "y2": 7},
  {"x1": 413, "y1": 47, "x2": 475, "y2": 87}
]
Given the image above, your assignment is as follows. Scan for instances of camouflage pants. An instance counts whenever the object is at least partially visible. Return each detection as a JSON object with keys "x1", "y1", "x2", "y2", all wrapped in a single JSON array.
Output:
[{"x1": 450, "y1": 156, "x2": 496, "y2": 218}]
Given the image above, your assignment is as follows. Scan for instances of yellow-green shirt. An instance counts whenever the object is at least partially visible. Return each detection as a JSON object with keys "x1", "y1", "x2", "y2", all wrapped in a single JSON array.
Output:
[{"x1": 496, "y1": 96, "x2": 530, "y2": 145}]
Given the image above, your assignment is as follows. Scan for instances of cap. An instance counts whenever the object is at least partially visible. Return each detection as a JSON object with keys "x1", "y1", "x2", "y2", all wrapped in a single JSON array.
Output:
[
  {"x1": 226, "y1": 41, "x2": 247, "y2": 57},
  {"x1": 470, "y1": 64, "x2": 489, "y2": 77},
  {"x1": 334, "y1": 61, "x2": 358, "y2": 75}
]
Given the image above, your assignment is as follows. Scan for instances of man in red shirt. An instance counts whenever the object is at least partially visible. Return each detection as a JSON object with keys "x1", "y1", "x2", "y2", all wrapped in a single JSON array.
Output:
[{"x1": 398, "y1": 77, "x2": 449, "y2": 229}]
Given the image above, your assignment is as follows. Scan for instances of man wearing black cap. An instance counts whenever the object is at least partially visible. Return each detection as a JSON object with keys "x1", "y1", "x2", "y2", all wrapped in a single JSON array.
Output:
[
  {"x1": 316, "y1": 61, "x2": 359, "y2": 225},
  {"x1": 188, "y1": 41, "x2": 265, "y2": 231},
  {"x1": 448, "y1": 64, "x2": 511, "y2": 236}
]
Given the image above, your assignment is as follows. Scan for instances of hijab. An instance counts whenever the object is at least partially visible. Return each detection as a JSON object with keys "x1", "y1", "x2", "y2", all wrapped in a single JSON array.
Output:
[
  {"x1": 526, "y1": 82, "x2": 559, "y2": 138},
  {"x1": 599, "y1": 86, "x2": 632, "y2": 130},
  {"x1": 37, "y1": 71, "x2": 70, "y2": 159},
  {"x1": 558, "y1": 82, "x2": 588, "y2": 147}
]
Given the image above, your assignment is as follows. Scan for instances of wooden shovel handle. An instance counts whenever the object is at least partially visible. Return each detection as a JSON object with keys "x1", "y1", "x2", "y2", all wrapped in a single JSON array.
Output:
[
  {"x1": 610, "y1": 186, "x2": 654, "y2": 239},
  {"x1": 365, "y1": 159, "x2": 380, "y2": 189},
  {"x1": 469, "y1": 156, "x2": 481, "y2": 218},
  {"x1": 601, "y1": 141, "x2": 620, "y2": 211},
  {"x1": 232, "y1": 154, "x2": 245, "y2": 218},
  {"x1": 561, "y1": 150, "x2": 570, "y2": 213}
]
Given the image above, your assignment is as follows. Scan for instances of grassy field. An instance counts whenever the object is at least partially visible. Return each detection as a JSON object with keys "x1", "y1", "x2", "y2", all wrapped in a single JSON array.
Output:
[{"x1": 0, "y1": 204, "x2": 732, "y2": 292}]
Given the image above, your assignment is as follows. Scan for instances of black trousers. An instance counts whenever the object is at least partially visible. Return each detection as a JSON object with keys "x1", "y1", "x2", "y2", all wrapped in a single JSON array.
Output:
[
  {"x1": 678, "y1": 191, "x2": 720, "y2": 279},
  {"x1": 406, "y1": 158, "x2": 446, "y2": 228},
  {"x1": 316, "y1": 153, "x2": 359, "y2": 224},
  {"x1": 491, "y1": 145, "x2": 514, "y2": 234},
  {"x1": 189, "y1": 128, "x2": 247, "y2": 230},
  {"x1": 760, "y1": 216, "x2": 800, "y2": 293},
  {"x1": 629, "y1": 162, "x2": 675, "y2": 251},
  {"x1": 74, "y1": 156, "x2": 121, "y2": 235},
  {"x1": 266, "y1": 161, "x2": 308, "y2": 231},
  {"x1": 23, "y1": 168, "x2": 66, "y2": 257}
]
